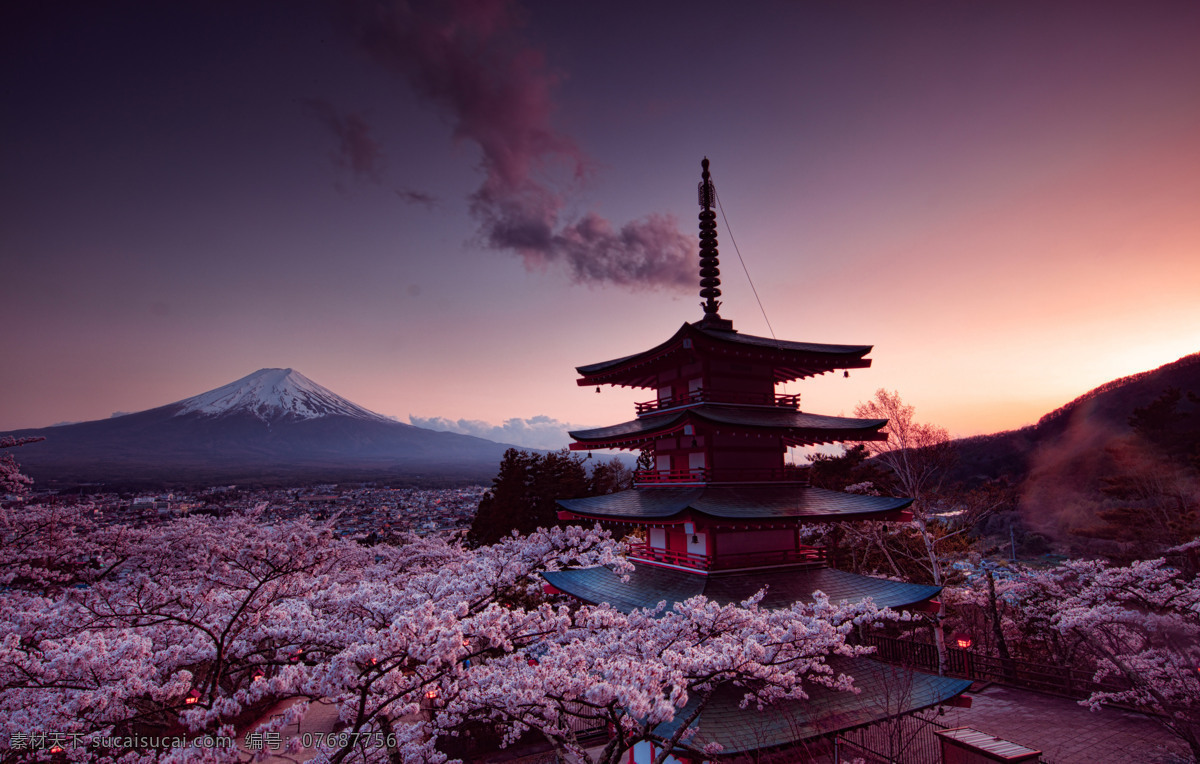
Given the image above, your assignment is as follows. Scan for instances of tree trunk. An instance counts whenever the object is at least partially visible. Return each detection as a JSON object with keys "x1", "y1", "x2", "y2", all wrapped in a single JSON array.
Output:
[
  {"x1": 915, "y1": 513, "x2": 949, "y2": 675},
  {"x1": 986, "y1": 568, "x2": 1015, "y2": 681}
]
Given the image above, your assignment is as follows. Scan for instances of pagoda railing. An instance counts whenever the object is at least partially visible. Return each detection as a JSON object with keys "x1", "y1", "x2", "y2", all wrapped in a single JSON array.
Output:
[
  {"x1": 628, "y1": 544, "x2": 827, "y2": 572},
  {"x1": 634, "y1": 466, "x2": 809, "y2": 486},
  {"x1": 635, "y1": 391, "x2": 799, "y2": 415},
  {"x1": 635, "y1": 468, "x2": 708, "y2": 485},
  {"x1": 628, "y1": 545, "x2": 709, "y2": 569},
  {"x1": 711, "y1": 546, "x2": 826, "y2": 570}
]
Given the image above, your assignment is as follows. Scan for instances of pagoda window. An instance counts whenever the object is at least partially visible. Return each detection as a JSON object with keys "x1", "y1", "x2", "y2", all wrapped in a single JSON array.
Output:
[
  {"x1": 686, "y1": 531, "x2": 707, "y2": 556},
  {"x1": 657, "y1": 385, "x2": 672, "y2": 403},
  {"x1": 656, "y1": 454, "x2": 672, "y2": 473},
  {"x1": 649, "y1": 528, "x2": 667, "y2": 550},
  {"x1": 688, "y1": 452, "x2": 706, "y2": 470}
]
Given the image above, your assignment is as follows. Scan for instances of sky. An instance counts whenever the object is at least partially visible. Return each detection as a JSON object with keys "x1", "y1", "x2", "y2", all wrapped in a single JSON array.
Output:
[{"x1": 3, "y1": 0, "x2": 1200, "y2": 449}]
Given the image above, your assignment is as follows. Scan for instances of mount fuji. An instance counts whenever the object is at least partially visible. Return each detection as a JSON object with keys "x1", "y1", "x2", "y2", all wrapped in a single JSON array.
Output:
[{"x1": 3, "y1": 369, "x2": 517, "y2": 488}]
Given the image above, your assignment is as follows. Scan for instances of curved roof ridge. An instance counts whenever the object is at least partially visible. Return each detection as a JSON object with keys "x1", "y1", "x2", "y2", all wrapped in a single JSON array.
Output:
[
  {"x1": 557, "y1": 484, "x2": 912, "y2": 521},
  {"x1": 576, "y1": 322, "x2": 872, "y2": 386}
]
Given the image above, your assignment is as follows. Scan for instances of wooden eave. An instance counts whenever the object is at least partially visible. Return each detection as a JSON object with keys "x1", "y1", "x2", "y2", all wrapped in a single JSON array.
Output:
[
  {"x1": 568, "y1": 406, "x2": 888, "y2": 451},
  {"x1": 576, "y1": 323, "x2": 873, "y2": 389}
]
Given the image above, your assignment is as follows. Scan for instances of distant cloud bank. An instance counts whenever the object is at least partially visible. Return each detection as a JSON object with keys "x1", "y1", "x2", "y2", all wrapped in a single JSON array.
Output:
[{"x1": 408, "y1": 414, "x2": 576, "y2": 451}]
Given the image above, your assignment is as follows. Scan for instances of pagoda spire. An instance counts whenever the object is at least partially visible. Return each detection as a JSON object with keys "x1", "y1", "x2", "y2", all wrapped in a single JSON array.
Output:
[
  {"x1": 697, "y1": 158, "x2": 721, "y2": 315},
  {"x1": 697, "y1": 158, "x2": 732, "y2": 330}
]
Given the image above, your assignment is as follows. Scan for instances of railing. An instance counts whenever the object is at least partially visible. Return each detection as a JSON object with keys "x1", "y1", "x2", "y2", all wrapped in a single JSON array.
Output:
[
  {"x1": 627, "y1": 544, "x2": 826, "y2": 572},
  {"x1": 635, "y1": 390, "x2": 800, "y2": 415},
  {"x1": 713, "y1": 546, "x2": 826, "y2": 570},
  {"x1": 634, "y1": 468, "x2": 708, "y2": 484},
  {"x1": 627, "y1": 544, "x2": 709, "y2": 569},
  {"x1": 837, "y1": 710, "x2": 951, "y2": 764},
  {"x1": 859, "y1": 633, "x2": 1132, "y2": 701},
  {"x1": 633, "y1": 465, "x2": 809, "y2": 485}
]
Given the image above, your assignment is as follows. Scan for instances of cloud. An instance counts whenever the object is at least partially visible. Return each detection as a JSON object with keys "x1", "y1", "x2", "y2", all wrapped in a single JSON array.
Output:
[
  {"x1": 409, "y1": 413, "x2": 578, "y2": 450},
  {"x1": 336, "y1": 0, "x2": 695, "y2": 291},
  {"x1": 396, "y1": 188, "x2": 438, "y2": 208},
  {"x1": 303, "y1": 98, "x2": 384, "y2": 182}
]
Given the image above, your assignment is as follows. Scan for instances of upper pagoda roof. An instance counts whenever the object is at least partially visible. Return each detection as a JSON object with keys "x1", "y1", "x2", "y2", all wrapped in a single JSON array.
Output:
[
  {"x1": 568, "y1": 404, "x2": 887, "y2": 450},
  {"x1": 542, "y1": 564, "x2": 939, "y2": 613},
  {"x1": 576, "y1": 321, "x2": 872, "y2": 388},
  {"x1": 556, "y1": 485, "x2": 911, "y2": 523}
]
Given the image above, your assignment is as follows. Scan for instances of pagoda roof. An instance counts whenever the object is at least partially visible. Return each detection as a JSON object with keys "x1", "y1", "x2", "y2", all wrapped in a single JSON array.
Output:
[
  {"x1": 556, "y1": 485, "x2": 912, "y2": 523},
  {"x1": 542, "y1": 564, "x2": 940, "y2": 613},
  {"x1": 656, "y1": 657, "x2": 972, "y2": 755},
  {"x1": 568, "y1": 405, "x2": 887, "y2": 450},
  {"x1": 576, "y1": 322, "x2": 872, "y2": 388}
]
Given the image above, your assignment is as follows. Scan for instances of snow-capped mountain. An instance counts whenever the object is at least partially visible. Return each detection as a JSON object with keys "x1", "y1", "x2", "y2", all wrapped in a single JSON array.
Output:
[
  {"x1": 172, "y1": 368, "x2": 393, "y2": 423},
  {"x1": 3, "y1": 369, "x2": 518, "y2": 488}
]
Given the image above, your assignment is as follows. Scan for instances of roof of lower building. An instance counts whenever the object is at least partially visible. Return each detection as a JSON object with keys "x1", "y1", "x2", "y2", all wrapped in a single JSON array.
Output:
[
  {"x1": 542, "y1": 563, "x2": 940, "y2": 613},
  {"x1": 656, "y1": 657, "x2": 972, "y2": 755},
  {"x1": 556, "y1": 485, "x2": 912, "y2": 522}
]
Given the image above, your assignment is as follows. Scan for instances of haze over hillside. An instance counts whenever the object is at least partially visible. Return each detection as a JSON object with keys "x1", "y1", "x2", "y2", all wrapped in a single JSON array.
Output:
[{"x1": 951, "y1": 352, "x2": 1200, "y2": 485}]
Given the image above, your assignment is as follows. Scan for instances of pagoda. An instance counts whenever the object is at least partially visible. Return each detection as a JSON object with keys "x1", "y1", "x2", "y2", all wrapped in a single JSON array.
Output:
[{"x1": 543, "y1": 159, "x2": 969, "y2": 761}]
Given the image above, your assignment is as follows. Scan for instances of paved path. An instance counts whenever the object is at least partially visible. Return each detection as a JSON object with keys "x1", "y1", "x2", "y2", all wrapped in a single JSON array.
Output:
[{"x1": 937, "y1": 683, "x2": 1190, "y2": 764}]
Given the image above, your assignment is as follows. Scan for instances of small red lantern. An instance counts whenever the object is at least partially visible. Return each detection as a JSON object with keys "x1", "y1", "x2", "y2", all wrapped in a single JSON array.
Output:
[
  {"x1": 952, "y1": 631, "x2": 973, "y2": 650},
  {"x1": 185, "y1": 688, "x2": 201, "y2": 704}
]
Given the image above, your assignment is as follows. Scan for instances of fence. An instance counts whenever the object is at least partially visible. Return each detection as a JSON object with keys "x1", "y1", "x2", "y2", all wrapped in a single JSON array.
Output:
[
  {"x1": 836, "y1": 710, "x2": 950, "y2": 764},
  {"x1": 859, "y1": 633, "x2": 1131, "y2": 700}
]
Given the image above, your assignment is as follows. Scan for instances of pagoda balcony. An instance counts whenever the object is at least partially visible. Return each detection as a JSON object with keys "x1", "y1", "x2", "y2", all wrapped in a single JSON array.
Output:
[
  {"x1": 628, "y1": 544, "x2": 827, "y2": 572},
  {"x1": 634, "y1": 465, "x2": 810, "y2": 486},
  {"x1": 635, "y1": 391, "x2": 800, "y2": 416}
]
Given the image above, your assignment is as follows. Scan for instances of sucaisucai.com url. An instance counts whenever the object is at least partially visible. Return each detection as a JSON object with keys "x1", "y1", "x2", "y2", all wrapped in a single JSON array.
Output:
[{"x1": 4, "y1": 733, "x2": 235, "y2": 750}]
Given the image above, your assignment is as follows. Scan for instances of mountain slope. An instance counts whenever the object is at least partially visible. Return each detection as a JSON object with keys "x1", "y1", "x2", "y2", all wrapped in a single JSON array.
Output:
[
  {"x1": 2, "y1": 369, "x2": 516, "y2": 488},
  {"x1": 951, "y1": 352, "x2": 1200, "y2": 485}
]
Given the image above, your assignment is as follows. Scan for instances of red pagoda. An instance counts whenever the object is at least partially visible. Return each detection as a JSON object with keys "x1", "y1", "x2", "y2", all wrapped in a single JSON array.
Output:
[{"x1": 543, "y1": 159, "x2": 969, "y2": 760}]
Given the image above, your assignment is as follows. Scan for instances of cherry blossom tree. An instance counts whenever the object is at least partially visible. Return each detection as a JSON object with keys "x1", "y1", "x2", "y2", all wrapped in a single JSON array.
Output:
[
  {"x1": 855, "y1": 390, "x2": 959, "y2": 673},
  {"x1": 0, "y1": 436, "x2": 43, "y2": 496},
  {"x1": 1, "y1": 504, "x2": 890, "y2": 764},
  {"x1": 1010, "y1": 551, "x2": 1200, "y2": 760},
  {"x1": 1, "y1": 506, "x2": 348, "y2": 762},
  {"x1": 454, "y1": 592, "x2": 890, "y2": 764},
  {"x1": 296, "y1": 525, "x2": 631, "y2": 763}
]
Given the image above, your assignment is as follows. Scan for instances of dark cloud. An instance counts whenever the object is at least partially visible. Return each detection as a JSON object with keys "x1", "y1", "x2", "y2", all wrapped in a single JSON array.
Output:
[
  {"x1": 396, "y1": 188, "x2": 438, "y2": 208},
  {"x1": 337, "y1": 0, "x2": 694, "y2": 290},
  {"x1": 303, "y1": 98, "x2": 384, "y2": 182}
]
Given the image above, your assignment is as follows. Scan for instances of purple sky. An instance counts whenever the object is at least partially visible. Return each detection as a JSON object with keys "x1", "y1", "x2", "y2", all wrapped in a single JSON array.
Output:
[{"x1": 4, "y1": 1, "x2": 1200, "y2": 448}]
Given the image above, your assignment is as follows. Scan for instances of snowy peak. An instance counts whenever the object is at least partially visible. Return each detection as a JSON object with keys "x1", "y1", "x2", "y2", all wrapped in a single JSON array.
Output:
[{"x1": 173, "y1": 368, "x2": 393, "y2": 423}]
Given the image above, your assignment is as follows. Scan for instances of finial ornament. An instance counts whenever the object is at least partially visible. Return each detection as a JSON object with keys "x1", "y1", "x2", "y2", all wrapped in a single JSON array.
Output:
[{"x1": 697, "y1": 157, "x2": 722, "y2": 317}]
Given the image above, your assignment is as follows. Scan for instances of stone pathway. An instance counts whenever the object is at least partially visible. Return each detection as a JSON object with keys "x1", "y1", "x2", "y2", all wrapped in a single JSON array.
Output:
[{"x1": 936, "y1": 683, "x2": 1190, "y2": 764}]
